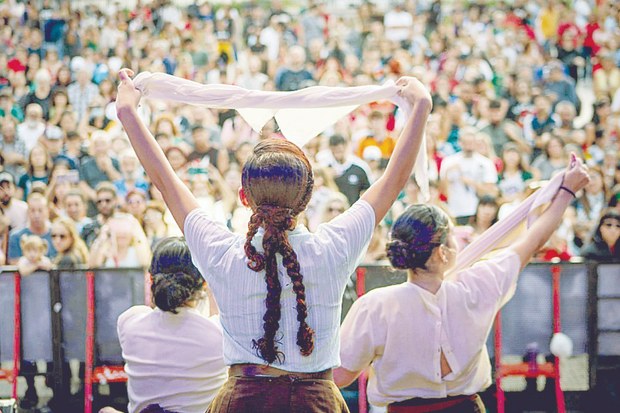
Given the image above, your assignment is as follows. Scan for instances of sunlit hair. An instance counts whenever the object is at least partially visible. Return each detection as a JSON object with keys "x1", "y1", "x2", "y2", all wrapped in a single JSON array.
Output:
[
  {"x1": 387, "y1": 204, "x2": 450, "y2": 270},
  {"x1": 52, "y1": 216, "x2": 89, "y2": 264},
  {"x1": 241, "y1": 138, "x2": 314, "y2": 364}
]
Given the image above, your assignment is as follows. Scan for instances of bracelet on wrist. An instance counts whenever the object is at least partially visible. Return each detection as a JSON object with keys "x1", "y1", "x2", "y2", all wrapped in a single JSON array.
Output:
[{"x1": 559, "y1": 186, "x2": 577, "y2": 198}]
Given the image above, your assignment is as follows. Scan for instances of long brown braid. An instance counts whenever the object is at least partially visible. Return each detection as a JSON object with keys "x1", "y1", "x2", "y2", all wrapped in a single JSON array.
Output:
[{"x1": 242, "y1": 139, "x2": 314, "y2": 364}]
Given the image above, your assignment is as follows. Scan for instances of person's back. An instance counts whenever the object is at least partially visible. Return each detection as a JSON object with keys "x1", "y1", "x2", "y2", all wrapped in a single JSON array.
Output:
[
  {"x1": 115, "y1": 237, "x2": 227, "y2": 413},
  {"x1": 119, "y1": 306, "x2": 226, "y2": 413}
]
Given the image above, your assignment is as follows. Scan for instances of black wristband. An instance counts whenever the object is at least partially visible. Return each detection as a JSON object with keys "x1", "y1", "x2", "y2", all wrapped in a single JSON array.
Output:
[{"x1": 559, "y1": 186, "x2": 576, "y2": 198}]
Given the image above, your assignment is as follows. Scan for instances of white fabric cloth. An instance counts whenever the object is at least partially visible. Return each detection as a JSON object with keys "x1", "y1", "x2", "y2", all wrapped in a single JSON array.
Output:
[
  {"x1": 118, "y1": 306, "x2": 227, "y2": 413},
  {"x1": 339, "y1": 250, "x2": 521, "y2": 406},
  {"x1": 184, "y1": 200, "x2": 375, "y2": 372},
  {"x1": 132, "y1": 72, "x2": 429, "y2": 200}
]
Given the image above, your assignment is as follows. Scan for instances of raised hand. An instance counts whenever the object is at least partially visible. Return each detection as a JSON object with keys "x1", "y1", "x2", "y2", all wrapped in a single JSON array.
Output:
[
  {"x1": 396, "y1": 76, "x2": 432, "y2": 108},
  {"x1": 116, "y1": 69, "x2": 142, "y2": 112},
  {"x1": 562, "y1": 153, "x2": 590, "y2": 194}
]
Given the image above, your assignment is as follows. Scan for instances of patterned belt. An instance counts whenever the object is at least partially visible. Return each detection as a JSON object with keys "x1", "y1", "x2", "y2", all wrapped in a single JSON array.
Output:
[{"x1": 229, "y1": 363, "x2": 333, "y2": 381}]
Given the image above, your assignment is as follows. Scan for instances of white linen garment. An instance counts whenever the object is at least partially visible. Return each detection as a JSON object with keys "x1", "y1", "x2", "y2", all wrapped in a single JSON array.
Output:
[{"x1": 184, "y1": 200, "x2": 375, "y2": 372}]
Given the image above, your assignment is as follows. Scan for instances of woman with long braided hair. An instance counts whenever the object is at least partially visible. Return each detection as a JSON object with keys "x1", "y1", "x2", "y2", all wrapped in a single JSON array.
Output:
[{"x1": 116, "y1": 68, "x2": 432, "y2": 412}]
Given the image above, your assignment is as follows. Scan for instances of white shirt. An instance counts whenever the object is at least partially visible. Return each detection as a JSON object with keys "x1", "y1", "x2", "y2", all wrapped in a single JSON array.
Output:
[
  {"x1": 340, "y1": 251, "x2": 521, "y2": 406},
  {"x1": 118, "y1": 306, "x2": 227, "y2": 413},
  {"x1": 184, "y1": 200, "x2": 375, "y2": 372},
  {"x1": 440, "y1": 152, "x2": 498, "y2": 218}
]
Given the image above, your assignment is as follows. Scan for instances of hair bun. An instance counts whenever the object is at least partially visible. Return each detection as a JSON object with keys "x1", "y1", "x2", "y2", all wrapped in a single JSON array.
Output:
[{"x1": 386, "y1": 239, "x2": 415, "y2": 269}]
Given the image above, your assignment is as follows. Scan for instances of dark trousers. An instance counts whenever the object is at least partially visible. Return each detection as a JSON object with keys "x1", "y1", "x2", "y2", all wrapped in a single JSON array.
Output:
[{"x1": 207, "y1": 375, "x2": 350, "y2": 413}]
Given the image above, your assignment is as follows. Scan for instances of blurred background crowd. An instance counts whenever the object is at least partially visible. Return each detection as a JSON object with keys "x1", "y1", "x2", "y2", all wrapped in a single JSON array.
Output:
[{"x1": 0, "y1": 0, "x2": 619, "y2": 275}]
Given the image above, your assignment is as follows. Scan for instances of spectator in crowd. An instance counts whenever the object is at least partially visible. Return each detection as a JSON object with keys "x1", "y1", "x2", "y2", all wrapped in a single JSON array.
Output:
[
  {"x1": 188, "y1": 125, "x2": 229, "y2": 175},
  {"x1": 574, "y1": 167, "x2": 609, "y2": 232},
  {"x1": 79, "y1": 131, "x2": 122, "y2": 204},
  {"x1": 532, "y1": 135, "x2": 569, "y2": 180},
  {"x1": 543, "y1": 60, "x2": 579, "y2": 111},
  {"x1": 0, "y1": 117, "x2": 27, "y2": 178},
  {"x1": 20, "y1": 69, "x2": 54, "y2": 120},
  {"x1": 67, "y1": 68, "x2": 100, "y2": 121},
  {"x1": 81, "y1": 182, "x2": 119, "y2": 247},
  {"x1": 17, "y1": 143, "x2": 53, "y2": 200},
  {"x1": 439, "y1": 127, "x2": 499, "y2": 225},
  {"x1": 274, "y1": 45, "x2": 314, "y2": 91},
  {"x1": 0, "y1": 171, "x2": 28, "y2": 231},
  {"x1": 8, "y1": 191, "x2": 56, "y2": 264},
  {"x1": 454, "y1": 195, "x2": 500, "y2": 251},
  {"x1": 17, "y1": 234, "x2": 52, "y2": 276},
  {"x1": 498, "y1": 143, "x2": 537, "y2": 204},
  {"x1": 582, "y1": 208, "x2": 620, "y2": 262},
  {"x1": 318, "y1": 134, "x2": 371, "y2": 206},
  {"x1": 114, "y1": 149, "x2": 149, "y2": 200},
  {"x1": 88, "y1": 212, "x2": 151, "y2": 269},
  {"x1": 356, "y1": 110, "x2": 396, "y2": 163},
  {"x1": 50, "y1": 216, "x2": 89, "y2": 269},
  {"x1": 17, "y1": 103, "x2": 46, "y2": 154},
  {"x1": 124, "y1": 188, "x2": 148, "y2": 226},
  {"x1": 552, "y1": 100, "x2": 586, "y2": 146},
  {"x1": 593, "y1": 52, "x2": 620, "y2": 101},
  {"x1": 479, "y1": 99, "x2": 530, "y2": 157}
]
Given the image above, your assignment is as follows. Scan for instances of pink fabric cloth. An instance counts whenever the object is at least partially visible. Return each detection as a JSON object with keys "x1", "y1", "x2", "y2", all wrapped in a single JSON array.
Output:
[{"x1": 450, "y1": 172, "x2": 565, "y2": 276}]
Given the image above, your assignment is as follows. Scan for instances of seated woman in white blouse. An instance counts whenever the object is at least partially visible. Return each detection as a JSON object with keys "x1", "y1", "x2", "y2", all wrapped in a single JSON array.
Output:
[
  {"x1": 334, "y1": 157, "x2": 590, "y2": 412},
  {"x1": 100, "y1": 237, "x2": 227, "y2": 413}
]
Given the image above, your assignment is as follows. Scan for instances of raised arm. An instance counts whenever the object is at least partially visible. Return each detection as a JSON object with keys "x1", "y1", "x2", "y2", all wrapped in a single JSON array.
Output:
[
  {"x1": 116, "y1": 69, "x2": 199, "y2": 231},
  {"x1": 361, "y1": 77, "x2": 432, "y2": 225},
  {"x1": 511, "y1": 154, "x2": 590, "y2": 270}
]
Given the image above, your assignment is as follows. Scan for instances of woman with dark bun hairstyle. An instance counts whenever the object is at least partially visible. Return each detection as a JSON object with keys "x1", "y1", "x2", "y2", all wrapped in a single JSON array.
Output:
[
  {"x1": 335, "y1": 157, "x2": 591, "y2": 412},
  {"x1": 116, "y1": 67, "x2": 432, "y2": 412},
  {"x1": 113, "y1": 237, "x2": 227, "y2": 413}
]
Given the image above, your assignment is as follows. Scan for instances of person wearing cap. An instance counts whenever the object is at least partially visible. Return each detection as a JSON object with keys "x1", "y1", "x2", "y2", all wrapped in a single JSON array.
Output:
[
  {"x1": 479, "y1": 99, "x2": 529, "y2": 157},
  {"x1": 0, "y1": 171, "x2": 28, "y2": 231},
  {"x1": 543, "y1": 60, "x2": 579, "y2": 111}
]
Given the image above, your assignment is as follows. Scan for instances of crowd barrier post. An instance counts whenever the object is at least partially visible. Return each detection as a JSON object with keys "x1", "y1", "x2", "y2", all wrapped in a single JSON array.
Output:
[
  {"x1": 12, "y1": 271, "x2": 20, "y2": 401},
  {"x1": 551, "y1": 265, "x2": 566, "y2": 412},
  {"x1": 84, "y1": 270, "x2": 95, "y2": 413},
  {"x1": 355, "y1": 267, "x2": 368, "y2": 413}
]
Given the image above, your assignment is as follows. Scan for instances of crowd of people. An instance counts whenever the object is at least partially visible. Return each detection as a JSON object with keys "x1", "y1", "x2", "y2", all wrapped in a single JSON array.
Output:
[
  {"x1": 0, "y1": 0, "x2": 618, "y2": 268},
  {"x1": 0, "y1": 0, "x2": 619, "y2": 412}
]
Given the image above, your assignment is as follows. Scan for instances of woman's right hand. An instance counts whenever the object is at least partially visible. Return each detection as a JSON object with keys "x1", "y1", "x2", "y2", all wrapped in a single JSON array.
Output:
[
  {"x1": 562, "y1": 153, "x2": 590, "y2": 193},
  {"x1": 116, "y1": 69, "x2": 141, "y2": 113},
  {"x1": 396, "y1": 76, "x2": 432, "y2": 108}
]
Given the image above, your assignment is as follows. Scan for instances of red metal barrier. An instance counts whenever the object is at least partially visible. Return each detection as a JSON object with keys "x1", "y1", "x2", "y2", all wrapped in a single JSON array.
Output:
[
  {"x1": 355, "y1": 267, "x2": 368, "y2": 413},
  {"x1": 495, "y1": 265, "x2": 566, "y2": 413}
]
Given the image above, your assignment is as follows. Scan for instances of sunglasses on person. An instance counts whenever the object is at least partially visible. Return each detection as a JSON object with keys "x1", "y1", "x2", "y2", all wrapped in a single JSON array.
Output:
[
  {"x1": 327, "y1": 206, "x2": 345, "y2": 213},
  {"x1": 96, "y1": 198, "x2": 114, "y2": 205}
]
